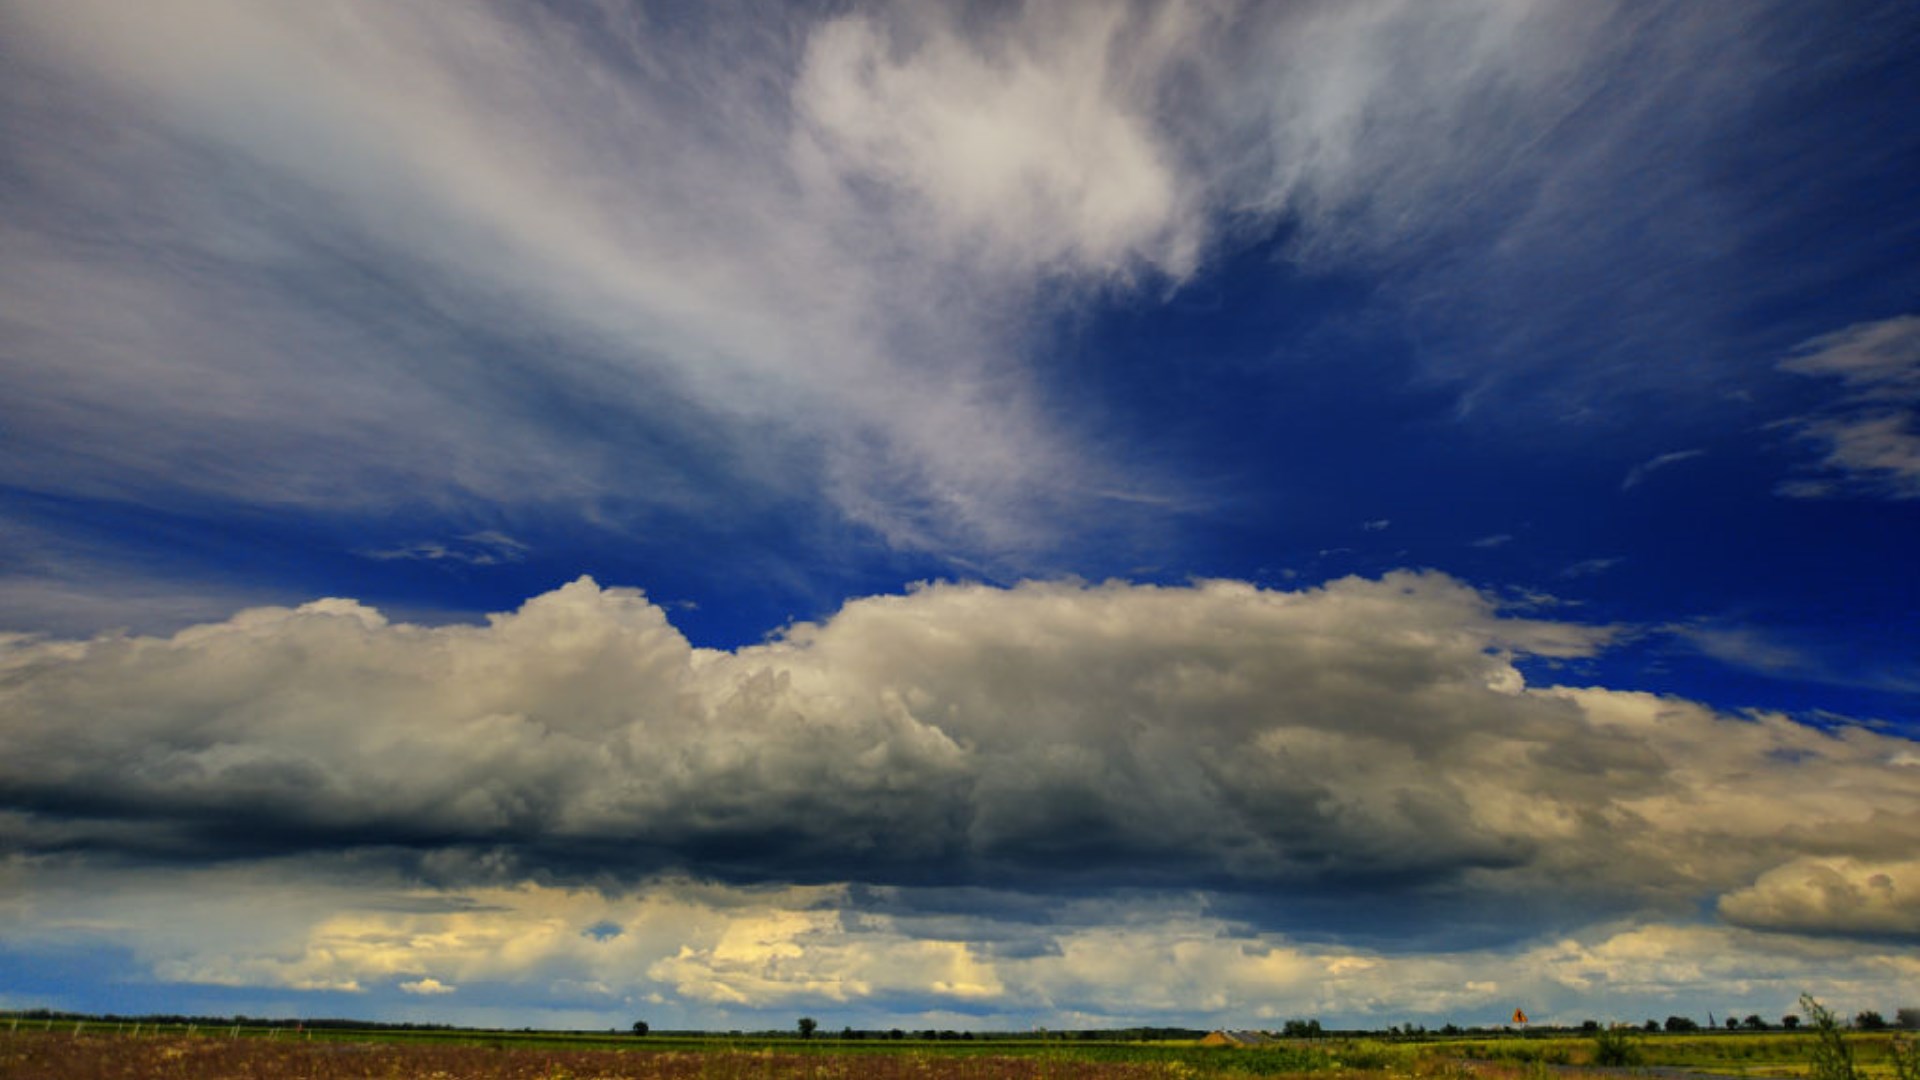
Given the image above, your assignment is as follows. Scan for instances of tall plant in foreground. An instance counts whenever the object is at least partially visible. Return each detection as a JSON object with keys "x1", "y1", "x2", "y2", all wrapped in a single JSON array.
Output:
[
  {"x1": 1890, "y1": 1035, "x2": 1919, "y2": 1080},
  {"x1": 1802, "y1": 994, "x2": 1858, "y2": 1080},
  {"x1": 1592, "y1": 1026, "x2": 1643, "y2": 1067}
]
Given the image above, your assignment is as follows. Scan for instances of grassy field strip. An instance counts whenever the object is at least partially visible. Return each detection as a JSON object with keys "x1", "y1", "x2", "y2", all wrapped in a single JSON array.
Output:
[{"x1": 2, "y1": 1028, "x2": 1915, "y2": 1080}]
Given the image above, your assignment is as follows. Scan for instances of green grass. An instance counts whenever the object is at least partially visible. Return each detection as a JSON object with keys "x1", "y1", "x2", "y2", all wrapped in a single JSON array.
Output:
[
  {"x1": 6, "y1": 1016, "x2": 1914, "y2": 1080},
  {"x1": 1421, "y1": 1030, "x2": 1919, "y2": 1080}
]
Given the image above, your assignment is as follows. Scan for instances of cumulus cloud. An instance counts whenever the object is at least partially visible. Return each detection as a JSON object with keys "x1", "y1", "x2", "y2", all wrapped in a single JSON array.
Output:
[
  {"x1": 3, "y1": 572, "x2": 1916, "y2": 949},
  {"x1": 1719, "y1": 857, "x2": 1920, "y2": 940},
  {"x1": 1777, "y1": 315, "x2": 1920, "y2": 499},
  {"x1": 9, "y1": 859, "x2": 1917, "y2": 1025}
]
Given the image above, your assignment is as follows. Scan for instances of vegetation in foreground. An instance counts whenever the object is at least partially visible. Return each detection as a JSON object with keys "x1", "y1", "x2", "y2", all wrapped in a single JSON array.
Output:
[
  {"x1": 3, "y1": 993, "x2": 1915, "y2": 1080},
  {"x1": 0, "y1": 1029, "x2": 1465, "y2": 1080},
  {"x1": 3, "y1": 1026, "x2": 1918, "y2": 1080}
]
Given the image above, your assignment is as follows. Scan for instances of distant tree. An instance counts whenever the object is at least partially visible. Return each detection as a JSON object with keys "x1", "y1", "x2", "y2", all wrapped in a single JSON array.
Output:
[
  {"x1": 1784, "y1": 1015, "x2": 1801, "y2": 1030},
  {"x1": 1646, "y1": 1020, "x2": 1661, "y2": 1033},
  {"x1": 1581, "y1": 1020, "x2": 1601, "y2": 1033},
  {"x1": 631, "y1": 1021, "x2": 648, "y2": 1037},
  {"x1": 841, "y1": 1026, "x2": 856, "y2": 1040},
  {"x1": 1745, "y1": 1016, "x2": 1768, "y2": 1031},
  {"x1": 797, "y1": 1017, "x2": 817, "y2": 1040},
  {"x1": 1727, "y1": 1016, "x2": 1742, "y2": 1031},
  {"x1": 1856, "y1": 1012, "x2": 1887, "y2": 1031},
  {"x1": 1666, "y1": 1016, "x2": 1699, "y2": 1033},
  {"x1": 888, "y1": 1029, "x2": 904, "y2": 1040},
  {"x1": 1282, "y1": 1019, "x2": 1323, "y2": 1038},
  {"x1": 1897, "y1": 1007, "x2": 1920, "y2": 1030}
]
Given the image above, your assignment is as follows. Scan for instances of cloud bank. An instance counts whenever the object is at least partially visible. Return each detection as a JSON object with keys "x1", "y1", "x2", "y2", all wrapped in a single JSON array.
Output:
[
  {"x1": 4, "y1": 574, "x2": 1915, "y2": 940},
  {"x1": 13, "y1": 861, "x2": 1915, "y2": 1027}
]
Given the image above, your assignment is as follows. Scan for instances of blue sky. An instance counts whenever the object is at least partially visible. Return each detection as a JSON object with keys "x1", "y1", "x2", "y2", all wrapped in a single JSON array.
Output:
[{"x1": 2, "y1": 0, "x2": 1918, "y2": 1032}]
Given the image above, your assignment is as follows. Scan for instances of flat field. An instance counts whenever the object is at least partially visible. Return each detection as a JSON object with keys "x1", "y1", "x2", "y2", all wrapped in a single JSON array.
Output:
[
  {"x1": 1443, "y1": 1031, "x2": 1915, "y2": 1079},
  {"x1": 0, "y1": 1026, "x2": 1909, "y2": 1080}
]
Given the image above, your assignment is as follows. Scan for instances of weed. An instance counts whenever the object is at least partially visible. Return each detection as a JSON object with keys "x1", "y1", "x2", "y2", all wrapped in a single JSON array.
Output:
[
  {"x1": 1591, "y1": 1027, "x2": 1642, "y2": 1068},
  {"x1": 1889, "y1": 1036, "x2": 1919, "y2": 1080},
  {"x1": 1803, "y1": 994, "x2": 1858, "y2": 1080}
]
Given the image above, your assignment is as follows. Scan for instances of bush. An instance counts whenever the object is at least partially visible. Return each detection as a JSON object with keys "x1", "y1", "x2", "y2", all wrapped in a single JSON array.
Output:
[
  {"x1": 1593, "y1": 1027, "x2": 1643, "y2": 1067},
  {"x1": 1333, "y1": 1039, "x2": 1402, "y2": 1069}
]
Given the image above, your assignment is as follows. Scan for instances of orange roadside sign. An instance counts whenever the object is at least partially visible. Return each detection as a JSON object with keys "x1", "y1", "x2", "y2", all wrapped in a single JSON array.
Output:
[{"x1": 1512, "y1": 1008, "x2": 1528, "y2": 1025}]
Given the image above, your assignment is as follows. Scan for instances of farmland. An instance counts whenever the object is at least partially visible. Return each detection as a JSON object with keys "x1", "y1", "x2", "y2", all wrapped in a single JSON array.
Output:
[{"x1": 1, "y1": 1023, "x2": 1914, "y2": 1080}]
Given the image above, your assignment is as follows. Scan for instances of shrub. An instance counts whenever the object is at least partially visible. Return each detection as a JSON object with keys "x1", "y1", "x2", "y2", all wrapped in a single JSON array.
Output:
[
  {"x1": 1593, "y1": 1027, "x2": 1643, "y2": 1067},
  {"x1": 1802, "y1": 993, "x2": 1858, "y2": 1080}
]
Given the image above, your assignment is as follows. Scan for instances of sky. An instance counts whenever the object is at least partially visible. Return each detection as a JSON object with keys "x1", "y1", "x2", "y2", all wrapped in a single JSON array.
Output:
[{"x1": 2, "y1": 0, "x2": 1918, "y2": 1033}]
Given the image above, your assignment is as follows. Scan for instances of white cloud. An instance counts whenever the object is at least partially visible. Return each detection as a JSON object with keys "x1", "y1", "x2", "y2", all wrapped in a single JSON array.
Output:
[
  {"x1": 3, "y1": 565, "x2": 1914, "y2": 1022},
  {"x1": 1778, "y1": 315, "x2": 1920, "y2": 500},
  {"x1": 1622, "y1": 449, "x2": 1704, "y2": 491},
  {"x1": 1719, "y1": 858, "x2": 1920, "y2": 939},
  {"x1": 0, "y1": 0, "x2": 1825, "y2": 577},
  {"x1": 793, "y1": 5, "x2": 1204, "y2": 282},
  {"x1": 8, "y1": 860, "x2": 1916, "y2": 1026},
  {"x1": 1675, "y1": 624, "x2": 1812, "y2": 676},
  {"x1": 1780, "y1": 316, "x2": 1920, "y2": 394},
  {"x1": 1783, "y1": 414, "x2": 1920, "y2": 500},
  {"x1": 2, "y1": 572, "x2": 1916, "y2": 941},
  {"x1": 1560, "y1": 557, "x2": 1623, "y2": 578},
  {"x1": 0, "y1": 0, "x2": 1126, "y2": 556},
  {"x1": 359, "y1": 531, "x2": 530, "y2": 567}
]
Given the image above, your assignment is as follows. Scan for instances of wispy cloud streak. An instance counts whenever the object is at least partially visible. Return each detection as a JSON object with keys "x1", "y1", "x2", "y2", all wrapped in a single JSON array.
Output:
[
  {"x1": 0, "y1": 0, "x2": 1847, "y2": 572},
  {"x1": 1778, "y1": 315, "x2": 1920, "y2": 499}
]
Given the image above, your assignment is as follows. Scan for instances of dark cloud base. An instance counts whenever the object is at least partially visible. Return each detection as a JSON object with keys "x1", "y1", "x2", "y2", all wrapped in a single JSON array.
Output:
[{"x1": 4, "y1": 573, "x2": 1916, "y2": 951}]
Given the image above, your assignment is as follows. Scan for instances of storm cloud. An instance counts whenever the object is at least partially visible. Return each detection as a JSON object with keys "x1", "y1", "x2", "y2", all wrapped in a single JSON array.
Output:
[{"x1": 4, "y1": 573, "x2": 1915, "y2": 947}]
